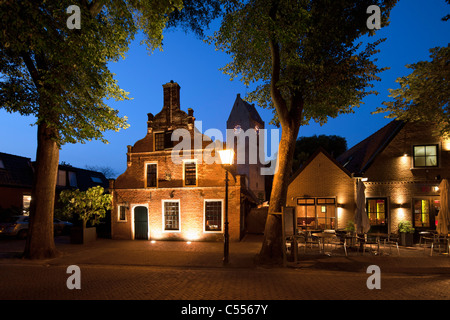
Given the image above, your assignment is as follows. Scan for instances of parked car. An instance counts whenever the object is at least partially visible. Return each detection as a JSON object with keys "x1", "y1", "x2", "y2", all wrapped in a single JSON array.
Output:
[
  {"x1": 0, "y1": 215, "x2": 29, "y2": 239},
  {"x1": 0, "y1": 216, "x2": 73, "y2": 239}
]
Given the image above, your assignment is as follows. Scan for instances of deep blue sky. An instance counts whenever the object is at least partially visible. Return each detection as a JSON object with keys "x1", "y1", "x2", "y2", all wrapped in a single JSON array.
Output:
[{"x1": 1, "y1": 0, "x2": 449, "y2": 177}]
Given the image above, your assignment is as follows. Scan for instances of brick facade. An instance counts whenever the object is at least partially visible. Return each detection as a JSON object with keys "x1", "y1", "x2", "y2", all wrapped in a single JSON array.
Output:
[
  {"x1": 111, "y1": 82, "x2": 257, "y2": 242},
  {"x1": 288, "y1": 121, "x2": 450, "y2": 238}
]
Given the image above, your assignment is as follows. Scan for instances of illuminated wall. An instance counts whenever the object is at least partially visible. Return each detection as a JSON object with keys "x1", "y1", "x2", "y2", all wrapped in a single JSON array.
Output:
[{"x1": 287, "y1": 151, "x2": 355, "y2": 230}]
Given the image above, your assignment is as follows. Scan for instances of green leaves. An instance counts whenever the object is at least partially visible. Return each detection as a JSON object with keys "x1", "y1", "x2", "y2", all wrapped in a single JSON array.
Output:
[
  {"x1": 209, "y1": 0, "x2": 397, "y2": 126},
  {"x1": 0, "y1": 0, "x2": 222, "y2": 146},
  {"x1": 59, "y1": 186, "x2": 112, "y2": 225},
  {"x1": 375, "y1": 45, "x2": 450, "y2": 137}
]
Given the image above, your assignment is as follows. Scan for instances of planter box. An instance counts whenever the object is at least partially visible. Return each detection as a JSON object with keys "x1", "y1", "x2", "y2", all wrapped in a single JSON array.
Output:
[
  {"x1": 70, "y1": 227, "x2": 97, "y2": 244},
  {"x1": 400, "y1": 232, "x2": 414, "y2": 247}
]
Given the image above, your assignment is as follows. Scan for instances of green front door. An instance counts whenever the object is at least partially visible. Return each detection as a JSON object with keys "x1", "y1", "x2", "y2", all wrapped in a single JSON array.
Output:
[{"x1": 134, "y1": 206, "x2": 148, "y2": 240}]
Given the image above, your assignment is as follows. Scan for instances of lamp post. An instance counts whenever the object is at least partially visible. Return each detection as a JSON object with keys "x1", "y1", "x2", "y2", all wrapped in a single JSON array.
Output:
[{"x1": 218, "y1": 149, "x2": 234, "y2": 265}]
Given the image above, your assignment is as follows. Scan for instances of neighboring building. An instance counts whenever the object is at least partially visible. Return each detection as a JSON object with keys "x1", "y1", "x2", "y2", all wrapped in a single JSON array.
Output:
[
  {"x1": 110, "y1": 81, "x2": 260, "y2": 242},
  {"x1": 227, "y1": 94, "x2": 266, "y2": 202},
  {"x1": 287, "y1": 120, "x2": 450, "y2": 238},
  {"x1": 0, "y1": 152, "x2": 108, "y2": 215},
  {"x1": 0, "y1": 152, "x2": 34, "y2": 214}
]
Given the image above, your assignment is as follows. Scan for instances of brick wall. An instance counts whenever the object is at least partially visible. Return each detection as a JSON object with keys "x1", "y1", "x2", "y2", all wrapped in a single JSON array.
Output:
[{"x1": 287, "y1": 151, "x2": 355, "y2": 230}]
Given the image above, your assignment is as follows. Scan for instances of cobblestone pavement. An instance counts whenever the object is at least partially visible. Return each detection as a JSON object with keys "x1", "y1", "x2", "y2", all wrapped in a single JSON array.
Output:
[
  {"x1": 0, "y1": 263, "x2": 449, "y2": 301},
  {"x1": 0, "y1": 235, "x2": 449, "y2": 303}
]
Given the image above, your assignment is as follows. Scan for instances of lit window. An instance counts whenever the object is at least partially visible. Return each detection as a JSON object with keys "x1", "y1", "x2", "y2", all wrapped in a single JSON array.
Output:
[
  {"x1": 146, "y1": 163, "x2": 157, "y2": 188},
  {"x1": 205, "y1": 201, "x2": 222, "y2": 232},
  {"x1": 163, "y1": 201, "x2": 180, "y2": 231},
  {"x1": 413, "y1": 145, "x2": 438, "y2": 167},
  {"x1": 413, "y1": 199, "x2": 430, "y2": 227},
  {"x1": 23, "y1": 195, "x2": 31, "y2": 214},
  {"x1": 184, "y1": 161, "x2": 197, "y2": 186},
  {"x1": 366, "y1": 198, "x2": 386, "y2": 226}
]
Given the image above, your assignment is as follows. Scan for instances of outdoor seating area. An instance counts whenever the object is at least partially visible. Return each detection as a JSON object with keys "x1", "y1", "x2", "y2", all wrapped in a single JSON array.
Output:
[{"x1": 285, "y1": 229, "x2": 450, "y2": 260}]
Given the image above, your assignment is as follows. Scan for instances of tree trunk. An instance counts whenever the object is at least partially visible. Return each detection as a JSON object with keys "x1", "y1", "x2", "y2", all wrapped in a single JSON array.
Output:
[
  {"x1": 258, "y1": 122, "x2": 300, "y2": 264},
  {"x1": 24, "y1": 122, "x2": 60, "y2": 259}
]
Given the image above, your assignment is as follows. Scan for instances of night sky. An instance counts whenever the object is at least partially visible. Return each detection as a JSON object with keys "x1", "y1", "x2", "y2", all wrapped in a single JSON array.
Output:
[{"x1": 1, "y1": 0, "x2": 449, "y2": 178}]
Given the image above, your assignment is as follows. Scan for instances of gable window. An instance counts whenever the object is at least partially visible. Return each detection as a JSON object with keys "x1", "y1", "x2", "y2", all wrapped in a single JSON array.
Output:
[
  {"x1": 155, "y1": 131, "x2": 174, "y2": 151},
  {"x1": 146, "y1": 163, "x2": 157, "y2": 188},
  {"x1": 118, "y1": 205, "x2": 127, "y2": 222},
  {"x1": 413, "y1": 145, "x2": 438, "y2": 167},
  {"x1": 183, "y1": 160, "x2": 197, "y2": 186},
  {"x1": 163, "y1": 200, "x2": 180, "y2": 231},
  {"x1": 204, "y1": 200, "x2": 223, "y2": 232},
  {"x1": 155, "y1": 132, "x2": 165, "y2": 151}
]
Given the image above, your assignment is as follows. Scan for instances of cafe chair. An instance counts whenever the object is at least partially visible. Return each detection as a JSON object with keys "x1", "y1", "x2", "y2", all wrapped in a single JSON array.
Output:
[
  {"x1": 356, "y1": 234, "x2": 380, "y2": 255},
  {"x1": 383, "y1": 233, "x2": 400, "y2": 256}
]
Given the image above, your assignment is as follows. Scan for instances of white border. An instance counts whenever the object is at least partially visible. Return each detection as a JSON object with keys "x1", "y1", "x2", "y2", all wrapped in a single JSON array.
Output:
[
  {"x1": 162, "y1": 199, "x2": 181, "y2": 233},
  {"x1": 131, "y1": 203, "x2": 150, "y2": 240},
  {"x1": 144, "y1": 161, "x2": 158, "y2": 188},
  {"x1": 203, "y1": 199, "x2": 224, "y2": 233},
  {"x1": 182, "y1": 159, "x2": 198, "y2": 187}
]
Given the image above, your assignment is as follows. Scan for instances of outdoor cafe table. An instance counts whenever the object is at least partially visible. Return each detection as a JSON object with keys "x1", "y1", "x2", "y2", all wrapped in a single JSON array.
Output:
[
  {"x1": 311, "y1": 232, "x2": 337, "y2": 254},
  {"x1": 366, "y1": 232, "x2": 389, "y2": 255}
]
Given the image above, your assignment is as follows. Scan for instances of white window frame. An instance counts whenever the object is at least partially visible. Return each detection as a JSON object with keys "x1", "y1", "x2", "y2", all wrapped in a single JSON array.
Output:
[
  {"x1": 131, "y1": 203, "x2": 149, "y2": 240},
  {"x1": 182, "y1": 159, "x2": 198, "y2": 187},
  {"x1": 117, "y1": 205, "x2": 127, "y2": 222},
  {"x1": 145, "y1": 161, "x2": 158, "y2": 188},
  {"x1": 162, "y1": 199, "x2": 181, "y2": 232},
  {"x1": 203, "y1": 199, "x2": 224, "y2": 233}
]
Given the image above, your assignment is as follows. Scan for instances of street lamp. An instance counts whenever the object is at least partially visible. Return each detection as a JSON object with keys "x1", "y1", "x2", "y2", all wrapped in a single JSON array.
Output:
[{"x1": 218, "y1": 148, "x2": 234, "y2": 265}]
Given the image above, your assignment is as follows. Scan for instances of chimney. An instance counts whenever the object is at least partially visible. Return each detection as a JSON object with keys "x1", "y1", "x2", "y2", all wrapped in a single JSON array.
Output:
[{"x1": 162, "y1": 81, "x2": 180, "y2": 111}]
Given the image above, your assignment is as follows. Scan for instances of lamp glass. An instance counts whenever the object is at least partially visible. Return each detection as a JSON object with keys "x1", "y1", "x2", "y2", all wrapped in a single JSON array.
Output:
[{"x1": 219, "y1": 149, "x2": 234, "y2": 165}]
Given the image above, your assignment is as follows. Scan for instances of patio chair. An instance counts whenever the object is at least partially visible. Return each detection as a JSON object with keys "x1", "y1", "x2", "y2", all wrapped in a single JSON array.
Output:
[
  {"x1": 356, "y1": 233, "x2": 380, "y2": 255},
  {"x1": 383, "y1": 233, "x2": 400, "y2": 256},
  {"x1": 325, "y1": 234, "x2": 347, "y2": 256},
  {"x1": 301, "y1": 231, "x2": 321, "y2": 253},
  {"x1": 427, "y1": 235, "x2": 449, "y2": 256}
]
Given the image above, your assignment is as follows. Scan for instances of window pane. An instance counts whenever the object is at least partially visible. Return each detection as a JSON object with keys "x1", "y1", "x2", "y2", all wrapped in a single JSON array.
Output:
[
  {"x1": 146, "y1": 164, "x2": 157, "y2": 187},
  {"x1": 119, "y1": 206, "x2": 126, "y2": 221},
  {"x1": 184, "y1": 161, "x2": 196, "y2": 186},
  {"x1": 414, "y1": 146, "x2": 425, "y2": 156},
  {"x1": 426, "y1": 145, "x2": 437, "y2": 156},
  {"x1": 415, "y1": 157, "x2": 426, "y2": 167},
  {"x1": 205, "y1": 201, "x2": 222, "y2": 231},
  {"x1": 426, "y1": 156, "x2": 437, "y2": 166},
  {"x1": 57, "y1": 170, "x2": 66, "y2": 186},
  {"x1": 164, "y1": 202, "x2": 179, "y2": 230},
  {"x1": 155, "y1": 133, "x2": 165, "y2": 151},
  {"x1": 68, "y1": 171, "x2": 77, "y2": 187}
]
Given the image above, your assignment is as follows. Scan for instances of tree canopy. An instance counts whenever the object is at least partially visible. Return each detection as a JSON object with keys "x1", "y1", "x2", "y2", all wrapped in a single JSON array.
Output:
[
  {"x1": 292, "y1": 135, "x2": 347, "y2": 173},
  {"x1": 374, "y1": 45, "x2": 449, "y2": 137}
]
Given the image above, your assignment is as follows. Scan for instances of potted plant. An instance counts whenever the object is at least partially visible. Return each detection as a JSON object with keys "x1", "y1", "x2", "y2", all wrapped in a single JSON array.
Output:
[
  {"x1": 58, "y1": 186, "x2": 112, "y2": 244},
  {"x1": 398, "y1": 221, "x2": 415, "y2": 247}
]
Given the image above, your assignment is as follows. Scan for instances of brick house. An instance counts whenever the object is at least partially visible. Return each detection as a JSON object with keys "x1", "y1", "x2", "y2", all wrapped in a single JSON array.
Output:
[
  {"x1": 0, "y1": 152, "x2": 108, "y2": 216},
  {"x1": 287, "y1": 120, "x2": 450, "y2": 238},
  {"x1": 110, "y1": 82, "x2": 261, "y2": 242}
]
